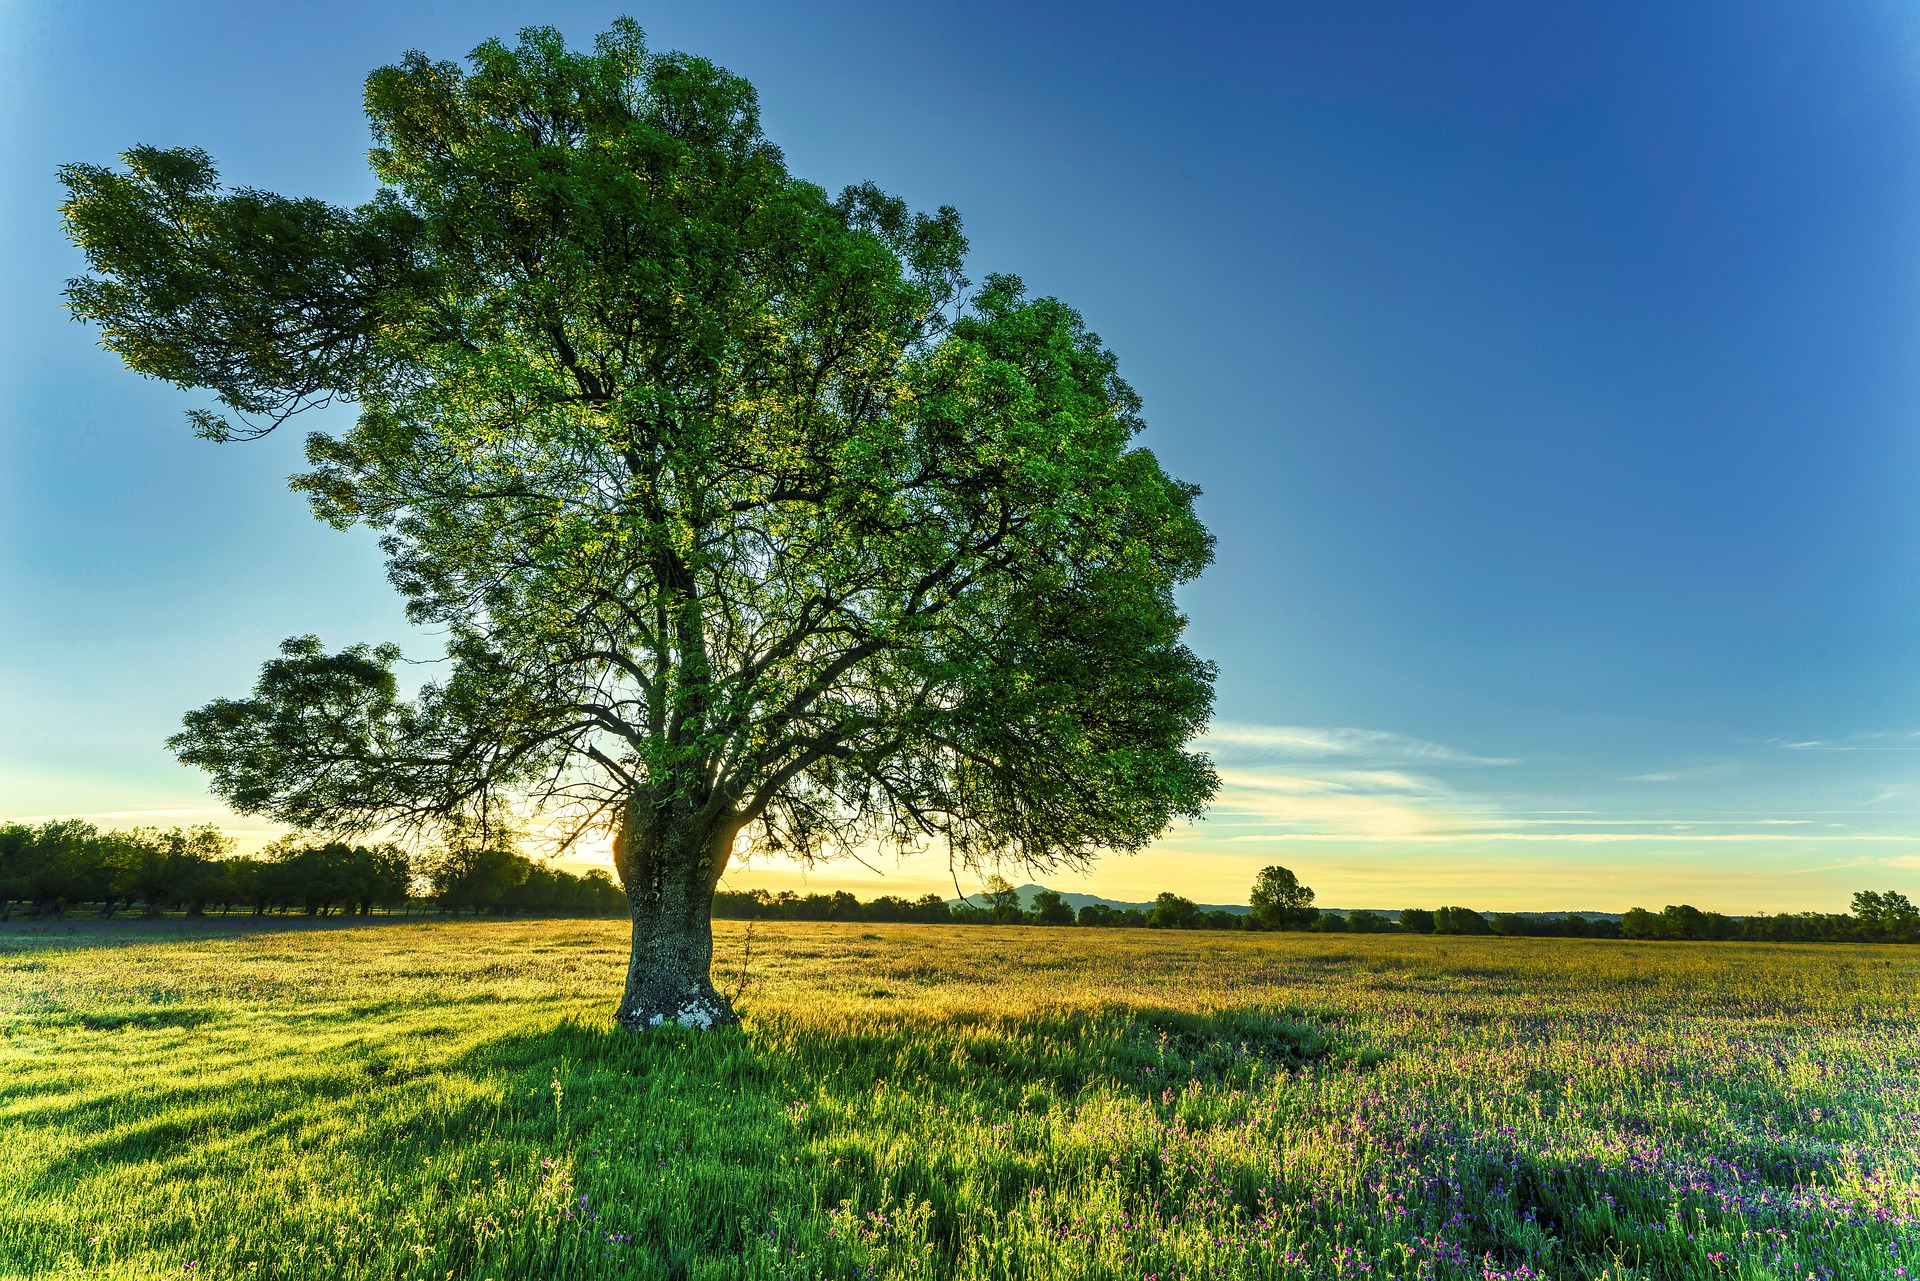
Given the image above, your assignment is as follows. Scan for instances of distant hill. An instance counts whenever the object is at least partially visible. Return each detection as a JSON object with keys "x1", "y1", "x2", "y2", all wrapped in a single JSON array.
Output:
[{"x1": 944, "y1": 883, "x2": 1625, "y2": 923}]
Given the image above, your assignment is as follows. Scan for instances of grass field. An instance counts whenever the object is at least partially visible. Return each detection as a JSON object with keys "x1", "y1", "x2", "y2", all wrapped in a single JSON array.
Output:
[{"x1": 2, "y1": 920, "x2": 1916, "y2": 1280}]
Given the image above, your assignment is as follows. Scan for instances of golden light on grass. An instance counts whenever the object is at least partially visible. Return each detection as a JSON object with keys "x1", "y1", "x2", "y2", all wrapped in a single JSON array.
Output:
[{"x1": 3, "y1": 921, "x2": 1917, "y2": 1278}]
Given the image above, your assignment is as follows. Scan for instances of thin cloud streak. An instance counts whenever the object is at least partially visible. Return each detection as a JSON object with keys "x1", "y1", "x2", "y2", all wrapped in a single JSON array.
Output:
[
  {"x1": 1194, "y1": 723, "x2": 1913, "y2": 852},
  {"x1": 1200, "y1": 723, "x2": 1516, "y2": 767},
  {"x1": 1779, "y1": 730, "x2": 1920, "y2": 752},
  {"x1": 1620, "y1": 763, "x2": 1740, "y2": 784}
]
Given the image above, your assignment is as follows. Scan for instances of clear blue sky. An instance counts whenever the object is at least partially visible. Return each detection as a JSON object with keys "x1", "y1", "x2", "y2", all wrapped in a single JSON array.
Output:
[{"x1": 4, "y1": 1, "x2": 1918, "y2": 910}]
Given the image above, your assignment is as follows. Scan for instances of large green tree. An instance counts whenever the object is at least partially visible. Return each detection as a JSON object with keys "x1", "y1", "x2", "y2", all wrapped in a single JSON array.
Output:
[
  {"x1": 60, "y1": 21, "x2": 1217, "y2": 1030},
  {"x1": 1249, "y1": 865, "x2": 1316, "y2": 931}
]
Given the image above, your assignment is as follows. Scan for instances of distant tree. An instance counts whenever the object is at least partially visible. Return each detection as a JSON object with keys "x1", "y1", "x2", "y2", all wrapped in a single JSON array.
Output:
[
  {"x1": 1489, "y1": 912, "x2": 1532, "y2": 938},
  {"x1": 170, "y1": 829, "x2": 238, "y2": 915},
  {"x1": 271, "y1": 841, "x2": 356, "y2": 915},
  {"x1": 1620, "y1": 908, "x2": 1667, "y2": 939},
  {"x1": 1030, "y1": 889, "x2": 1074, "y2": 925},
  {"x1": 1148, "y1": 892, "x2": 1200, "y2": 930},
  {"x1": 112, "y1": 825, "x2": 233, "y2": 915},
  {"x1": 1853, "y1": 890, "x2": 1919, "y2": 943},
  {"x1": 346, "y1": 843, "x2": 413, "y2": 914},
  {"x1": 1397, "y1": 908, "x2": 1435, "y2": 934},
  {"x1": 1315, "y1": 912, "x2": 1348, "y2": 933},
  {"x1": 1432, "y1": 906, "x2": 1490, "y2": 936},
  {"x1": 16, "y1": 820, "x2": 107, "y2": 917},
  {"x1": 1661, "y1": 904, "x2": 1710, "y2": 940},
  {"x1": 908, "y1": 894, "x2": 950, "y2": 924},
  {"x1": 1199, "y1": 909, "x2": 1244, "y2": 930},
  {"x1": 1249, "y1": 865, "x2": 1317, "y2": 931},
  {"x1": 421, "y1": 823, "x2": 530, "y2": 915},
  {"x1": 0, "y1": 825, "x2": 30, "y2": 919},
  {"x1": 1347, "y1": 909, "x2": 1389, "y2": 934},
  {"x1": 981, "y1": 876, "x2": 1026, "y2": 924},
  {"x1": 1620, "y1": 904, "x2": 1739, "y2": 942},
  {"x1": 579, "y1": 870, "x2": 627, "y2": 914},
  {"x1": 66, "y1": 21, "x2": 1217, "y2": 1032}
]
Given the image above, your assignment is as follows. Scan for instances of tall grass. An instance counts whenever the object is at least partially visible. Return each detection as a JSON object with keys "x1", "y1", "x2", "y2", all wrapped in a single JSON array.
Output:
[{"x1": 3, "y1": 920, "x2": 1916, "y2": 1279}]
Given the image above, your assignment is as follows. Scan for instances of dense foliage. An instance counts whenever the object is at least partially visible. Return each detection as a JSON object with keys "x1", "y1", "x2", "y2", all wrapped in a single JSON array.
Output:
[
  {"x1": 1249, "y1": 864, "x2": 1318, "y2": 930},
  {"x1": 1618, "y1": 893, "x2": 1920, "y2": 943},
  {"x1": 59, "y1": 19, "x2": 1219, "y2": 1027},
  {"x1": 0, "y1": 821, "x2": 622, "y2": 918}
]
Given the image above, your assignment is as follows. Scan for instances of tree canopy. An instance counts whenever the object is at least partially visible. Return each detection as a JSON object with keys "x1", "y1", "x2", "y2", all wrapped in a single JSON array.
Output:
[
  {"x1": 1249, "y1": 865, "x2": 1317, "y2": 930},
  {"x1": 60, "y1": 20, "x2": 1218, "y2": 1028}
]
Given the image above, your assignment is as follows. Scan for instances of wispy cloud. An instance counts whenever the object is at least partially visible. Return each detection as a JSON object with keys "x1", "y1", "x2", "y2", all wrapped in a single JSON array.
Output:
[
  {"x1": 1193, "y1": 723, "x2": 1507, "y2": 839},
  {"x1": 1620, "y1": 762, "x2": 1739, "y2": 784},
  {"x1": 1189, "y1": 722, "x2": 1911, "y2": 848},
  {"x1": 1209, "y1": 767, "x2": 1478, "y2": 839},
  {"x1": 1200, "y1": 723, "x2": 1516, "y2": 766},
  {"x1": 1779, "y1": 730, "x2": 1920, "y2": 752}
]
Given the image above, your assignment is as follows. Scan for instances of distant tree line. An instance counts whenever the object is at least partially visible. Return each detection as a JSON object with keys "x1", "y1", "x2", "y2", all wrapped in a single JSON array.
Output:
[
  {"x1": 708, "y1": 877, "x2": 1623, "y2": 935},
  {"x1": 8, "y1": 832, "x2": 1912, "y2": 944},
  {"x1": 714, "y1": 867, "x2": 1920, "y2": 944},
  {"x1": 0, "y1": 820, "x2": 624, "y2": 919},
  {"x1": 711, "y1": 883, "x2": 1257, "y2": 929},
  {"x1": 1615, "y1": 894, "x2": 1918, "y2": 944}
]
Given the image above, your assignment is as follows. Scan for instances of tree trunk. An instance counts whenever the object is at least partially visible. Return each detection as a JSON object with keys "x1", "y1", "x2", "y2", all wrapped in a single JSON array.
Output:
[{"x1": 613, "y1": 805, "x2": 740, "y2": 1032}]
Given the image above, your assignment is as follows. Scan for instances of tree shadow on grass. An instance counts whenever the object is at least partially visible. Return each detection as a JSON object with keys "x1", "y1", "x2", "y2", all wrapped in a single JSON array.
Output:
[
  {"x1": 452, "y1": 1010, "x2": 1343, "y2": 1212},
  {"x1": 20, "y1": 1003, "x2": 1363, "y2": 1280},
  {"x1": 401, "y1": 1007, "x2": 1354, "y2": 1276},
  {"x1": 454, "y1": 1003, "x2": 1348, "y2": 1098}
]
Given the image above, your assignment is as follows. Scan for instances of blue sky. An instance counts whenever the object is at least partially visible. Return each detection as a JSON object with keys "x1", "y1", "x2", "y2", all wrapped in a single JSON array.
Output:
[{"x1": 3, "y1": 1, "x2": 1918, "y2": 910}]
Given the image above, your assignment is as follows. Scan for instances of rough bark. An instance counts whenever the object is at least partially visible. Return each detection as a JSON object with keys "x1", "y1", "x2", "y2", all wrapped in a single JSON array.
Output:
[{"x1": 612, "y1": 804, "x2": 740, "y2": 1032}]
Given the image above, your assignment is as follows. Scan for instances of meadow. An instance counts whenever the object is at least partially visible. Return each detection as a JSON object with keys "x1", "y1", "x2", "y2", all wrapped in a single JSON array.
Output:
[{"x1": 2, "y1": 920, "x2": 1916, "y2": 1280}]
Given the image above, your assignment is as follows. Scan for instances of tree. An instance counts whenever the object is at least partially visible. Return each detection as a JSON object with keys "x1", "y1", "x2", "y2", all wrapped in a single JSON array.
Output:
[
  {"x1": 980, "y1": 875, "x2": 1026, "y2": 924},
  {"x1": 110, "y1": 824, "x2": 234, "y2": 915},
  {"x1": 1621, "y1": 907, "x2": 1660, "y2": 939},
  {"x1": 1148, "y1": 891, "x2": 1200, "y2": 929},
  {"x1": 60, "y1": 23, "x2": 1217, "y2": 1030},
  {"x1": 342, "y1": 843, "x2": 413, "y2": 914},
  {"x1": 13, "y1": 820, "x2": 106, "y2": 917},
  {"x1": 1853, "y1": 890, "x2": 1919, "y2": 943},
  {"x1": 1489, "y1": 912, "x2": 1532, "y2": 938},
  {"x1": 1396, "y1": 907, "x2": 1434, "y2": 934},
  {"x1": 0, "y1": 825, "x2": 29, "y2": 919},
  {"x1": 421, "y1": 823, "x2": 531, "y2": 915},
  {"x1": 1433, "y1": 906, "x2": 1490, "y2": 936},
  {"x1": 1030, "y1": 888, "x2": 1074, "y2": 925},
  {"x1": 1249, "y1": 865, "x2": 1316, "y2": 931}
]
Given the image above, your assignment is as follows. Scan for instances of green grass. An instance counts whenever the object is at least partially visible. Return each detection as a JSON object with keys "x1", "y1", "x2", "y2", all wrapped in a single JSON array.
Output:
[{"x1": 2, "y1": 920, "x2": 1917, "y2": 1279}]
